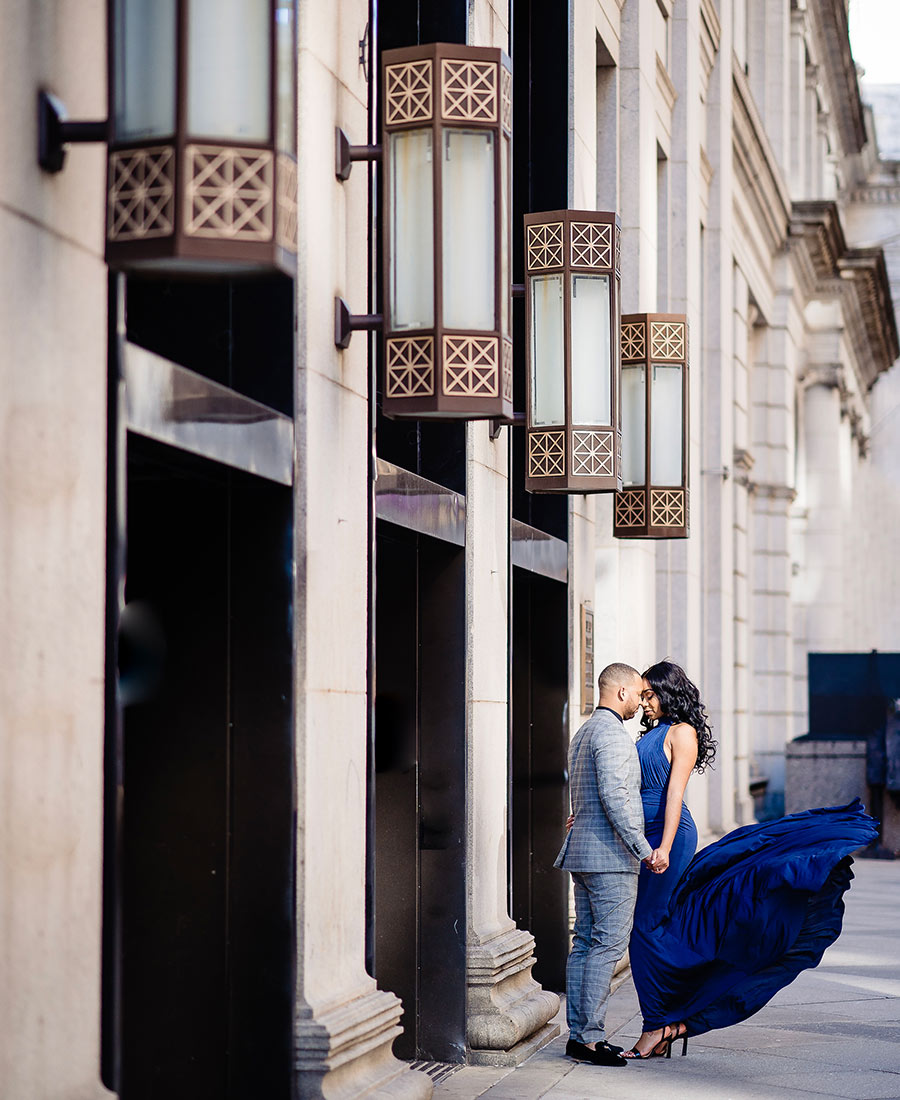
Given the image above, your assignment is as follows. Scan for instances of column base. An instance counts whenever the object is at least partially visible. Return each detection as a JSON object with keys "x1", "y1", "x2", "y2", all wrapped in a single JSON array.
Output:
[
  {"x1": 468, "y1": 1019, "x2": 560, "y2": 1067},
  {"x1": 466, "y1": 926, "x2": 560, "y2": 1054},
  {"x1": 296, "y1": 986, "x2": 433, "y2": 1100}
]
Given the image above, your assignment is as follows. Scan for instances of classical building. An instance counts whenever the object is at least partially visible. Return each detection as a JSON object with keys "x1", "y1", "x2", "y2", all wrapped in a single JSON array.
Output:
[{"x1": 1, "y1": 1, "x2": 897, "y2": 1098}]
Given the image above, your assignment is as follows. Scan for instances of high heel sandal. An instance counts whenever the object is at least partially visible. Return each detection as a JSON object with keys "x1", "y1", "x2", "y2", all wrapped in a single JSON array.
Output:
[
  {"x1": 623, "y1": 1023, "x2": 689, "y2": 1060},
  {"x1": 662, "y1": 1022, "x2": 688, "y2": 1058}
]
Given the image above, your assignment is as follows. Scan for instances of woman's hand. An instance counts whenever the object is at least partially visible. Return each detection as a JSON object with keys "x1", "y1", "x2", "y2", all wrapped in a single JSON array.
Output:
[
  {"x1": 565, "y1": 814, "x2": 575, "y2": 832},
  {"x1": 650, "y1": 847, "x2": 670, "y2": 873}
]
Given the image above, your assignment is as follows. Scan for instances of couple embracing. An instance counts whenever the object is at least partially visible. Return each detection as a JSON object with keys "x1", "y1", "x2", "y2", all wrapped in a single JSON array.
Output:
[{"x1": 555, "y1": 660, "x2": 877, "y2": 1068}]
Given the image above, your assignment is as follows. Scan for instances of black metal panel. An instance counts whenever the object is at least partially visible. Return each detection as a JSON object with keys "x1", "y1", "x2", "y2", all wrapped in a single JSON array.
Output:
[
  {"x1": 417, "y1": 536, "x2": 467, "y2": 1062},
  {"x1": 121, "y1": 443, "x2": 230, "y2": 1100},
  {"x1": 511, "y1": 566, "x2": 569, "y2": 992},
  {"x1": 371, "y1": 523, "x2": 466, "y2": 1062},
  {"x1": 511, "y1": 0, "x2": 568, "y2": 539},
  {"x1": 373, "y1": 525, "x2": 420, "y2": 1060},
  {"x1": 226, "y1": 474, "x2": 294, "y2": 1098},
  {"x1": 118, "y1": 438, "x2": 293, "y2": 1099}
]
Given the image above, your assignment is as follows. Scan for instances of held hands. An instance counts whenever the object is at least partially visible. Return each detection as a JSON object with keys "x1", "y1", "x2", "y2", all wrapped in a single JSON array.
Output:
[
  {"x1": 566, "y1": 814, "x2": 575, "y2": 832},
  {"x1": 643, "y1": 848, "x2": 670, "y2": 874}
]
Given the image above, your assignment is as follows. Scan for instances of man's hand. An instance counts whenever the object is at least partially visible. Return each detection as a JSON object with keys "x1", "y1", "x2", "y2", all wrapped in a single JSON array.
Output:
[{"x1": 565, "y1": 814, "x2": 575, "y2": 832}]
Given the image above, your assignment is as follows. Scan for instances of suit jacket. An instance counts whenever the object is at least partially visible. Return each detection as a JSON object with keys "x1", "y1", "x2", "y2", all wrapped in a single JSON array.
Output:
[{"x1": 554, "y1": 707, "x2": 653, "y2": 873}]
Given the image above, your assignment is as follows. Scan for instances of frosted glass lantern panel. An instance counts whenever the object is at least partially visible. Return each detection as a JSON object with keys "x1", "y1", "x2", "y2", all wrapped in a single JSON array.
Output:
[
  {"x1": 389, "y1": 130, "x2": 435, "y2": 330},
  {"x1": 188, "y1": 0, "x2": 271, "y2": 141},
  {"x1": 500, "y1": 137, "x2": 510, "y2": 337},
  {"x1": 114, "y1": 0, "x2": 177, "y2": 140},
  {"x1": 442, "y1": 130, "x2": 495, "y2": 331},
  {"x1": 621, "y1": 364, "x2": 646, "y2": 486},
  {"x1": 530, "y1": 275, "x2": 565, "y2": 427},
  {"x1": 275, "y1": 0, "x2": 296, "y2": 152},
  {"x1": 570, "y1": 274, "x2": 611, "y2": 426},
  {"x1": 650, "y1": 363, "x2": 683, "y2": 485}
]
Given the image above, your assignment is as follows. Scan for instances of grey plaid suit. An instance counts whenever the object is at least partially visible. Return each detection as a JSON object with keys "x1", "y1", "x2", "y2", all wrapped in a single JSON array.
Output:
[{"x1": 555, "y1": 707, "x2": 653, "y2": 1045}]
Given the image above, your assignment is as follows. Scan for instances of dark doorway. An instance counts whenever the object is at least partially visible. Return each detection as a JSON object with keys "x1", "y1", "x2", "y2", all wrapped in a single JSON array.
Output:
[
  {"x1": 370, "y1": 522, "x2": 467, "y2": 1063},
  {"x1": 511, "y1": 566, "x2": 569, "y2": 992},
  {"x1": 116, "y1": 436, "x2": 294, "y2": 1100}
]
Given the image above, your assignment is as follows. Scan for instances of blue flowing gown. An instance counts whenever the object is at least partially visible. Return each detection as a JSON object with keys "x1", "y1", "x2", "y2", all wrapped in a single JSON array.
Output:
[{"x1": 628, "y1": 723, "x2": 878, "y2": 1035}]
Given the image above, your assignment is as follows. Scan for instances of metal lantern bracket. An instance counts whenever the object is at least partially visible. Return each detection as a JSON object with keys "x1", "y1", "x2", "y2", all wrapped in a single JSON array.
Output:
[
  {"x1": 335, "y1": 297, "x2": 383, "y2": 349},
  {"x1": 335, "y1": 127, "x2": 382, "y2": 181},
  {"x1": 37, "y1": 90, "x2": 108, "y2": 173}
]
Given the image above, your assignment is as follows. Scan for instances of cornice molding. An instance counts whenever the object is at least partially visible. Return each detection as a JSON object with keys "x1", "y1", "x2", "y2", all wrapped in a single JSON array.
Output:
[
  {"x1": 815, "y1": 0, "x2": 866, "y2": 153},
  {"x1": 838, "y1": 248, "x2": 900, "y2": 387},
  {"x1": 789, "y1": 199, "x2": 846, "y2": 284},
  {"x1": 788, "y1": 202, "x2": 899, "y2": 389}
]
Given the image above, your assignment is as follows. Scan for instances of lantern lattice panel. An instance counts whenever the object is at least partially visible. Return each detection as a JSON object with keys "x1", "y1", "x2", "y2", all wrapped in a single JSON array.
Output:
[
  {"x1": 649, "y1": 321, "x2": 685, "y2": 361},
  {"x1": 108, "y1": 146, "x2": 175, "y2": 241},
  {"x1": 185, "y1": 146, "x2": 274, "y2": 241},
  {"x1": 570, "y1": 221, "x2": 613, "y2": 269},
  {"x1": 650, "y1": 488, "x2": 686, "y2": 527},
  {"x1": 276, "y1": 155, "x2": 298, "y2": 251},
  {"x1": 442, "y1": 336, "x2": 499, "y2": 397},
  {"x1": 615, "y1": 489, "x2": 646, "y2": 527},
  {"x1": 441, "y1": 59, "x2": 498, "y2": 122},
  {"x1": 528, "y1": 431, "x2": 566, "y2": 477},
  {"x1": 621, "y1": 322, "x2": 646, "y2": 361},
  {"x1": 572, "y1": 430, "x2": 615, "y2": 477},
  {"x1": 385, "y1": 59, "x2": 434, "y2": 125},
  {"x1": 526, "y1": 223, "x2": 564, "y2": 270},
  {"x1": 615, "y1": 226, "x2": 621, "y2": 273},
  {"x1": 386, "y1": 336, "x2": 435, "y2": 397},
  {"x1": 500, "y1": 67, "x2": 512, "y2": 133},
  {"x1": 501, "y1": 339, "x2": 513, "y2": 402}
]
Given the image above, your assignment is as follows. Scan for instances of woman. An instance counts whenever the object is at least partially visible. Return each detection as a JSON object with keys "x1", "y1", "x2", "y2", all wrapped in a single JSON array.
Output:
[
  {"x1": 623, "y1": 660, "x2": 712, "y2": 1057},
  {"x1": 622, "y1": 660, "x2": 877, "y2": 1060}
]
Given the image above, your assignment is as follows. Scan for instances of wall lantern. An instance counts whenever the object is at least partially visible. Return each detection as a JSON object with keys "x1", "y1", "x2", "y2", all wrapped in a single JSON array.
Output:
[
  {"x1": 379, "y1": 42, "x2": 513, "y2": 420},
  {"x1": 523, "y1": 210, "x2": 621, "y2": 492},
  {"x1": 613, "y1": 313, "x2": 689, "y2": 538},
  {"x1": 38, "y1": 0, "x2": 299, "y2": 275}
]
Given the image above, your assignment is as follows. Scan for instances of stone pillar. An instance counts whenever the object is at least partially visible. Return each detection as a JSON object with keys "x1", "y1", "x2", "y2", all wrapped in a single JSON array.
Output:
[
  {"x1": 464, "y1": 425, "x2": 560, "y2": 1065},
  {"x1": 292, "y1": 3, "x2": 430, "y2": 1095},
  {"x1": 620, "y1": 0, "x2": 662, "y2": 309},
  {"x1": 749, "y1": 312, "x2": 797, "y2": 818},
  {"x1": 799, "y1": 378, "x2": 850, "y2": 652},
  {"x1": 0, "y1": 1, "x2": 114, "y2": 1096},
  {"x1": 730, "y1": 279, "x2": 757, "y2": 828}
]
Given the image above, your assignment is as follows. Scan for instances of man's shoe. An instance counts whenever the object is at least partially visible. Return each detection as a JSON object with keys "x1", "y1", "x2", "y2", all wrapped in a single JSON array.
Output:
[
  {"x1": 565, "y1": 1038, "x2": 626, "y2": 1066},
  {"x1": 566, "y1": 1038, "x2": 624, "y2": 1056}
]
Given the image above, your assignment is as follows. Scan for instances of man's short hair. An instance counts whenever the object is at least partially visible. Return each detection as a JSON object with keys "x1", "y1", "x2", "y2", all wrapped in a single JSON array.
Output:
[{"x1": 597, "y1": 662, "x2": 641, "y2": 695}]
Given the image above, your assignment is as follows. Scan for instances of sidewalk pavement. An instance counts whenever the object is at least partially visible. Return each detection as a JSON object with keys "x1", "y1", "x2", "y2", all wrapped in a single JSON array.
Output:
[{"x1": 435, "y1": 858, "x2": 900, "y2": 1099}]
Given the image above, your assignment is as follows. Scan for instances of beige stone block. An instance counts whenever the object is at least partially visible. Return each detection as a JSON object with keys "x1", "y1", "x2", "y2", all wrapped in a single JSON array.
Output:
[
  {"x1": 0, "y1": 0, "x2": 106, "y2": 258},
  {"x1": 297, "y1": 687, "x2": 370, "y2": 1004},
  {"x1": 297, "y1": 373, "x2": 368, "y2": 696}
]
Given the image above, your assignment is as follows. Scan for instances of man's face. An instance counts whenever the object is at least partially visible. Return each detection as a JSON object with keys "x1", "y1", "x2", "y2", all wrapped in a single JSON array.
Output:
[{"x1": 621, "y1": 675, "x2": 644, "y2": 720}]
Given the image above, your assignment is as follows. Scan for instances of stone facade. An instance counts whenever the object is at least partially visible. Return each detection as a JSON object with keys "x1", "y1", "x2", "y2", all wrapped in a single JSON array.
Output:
[{"x1": 2, "y1": 1, "x2": 899, "y2": 1098}]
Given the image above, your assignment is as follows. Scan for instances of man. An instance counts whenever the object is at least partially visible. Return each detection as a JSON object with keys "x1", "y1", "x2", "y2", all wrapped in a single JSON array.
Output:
[{"x1": 554, "y1": 662, "x2": 657, "y2": 1067}]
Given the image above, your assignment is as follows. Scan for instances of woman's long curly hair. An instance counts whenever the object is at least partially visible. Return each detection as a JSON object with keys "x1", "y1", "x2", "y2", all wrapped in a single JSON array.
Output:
[{"x1": 639, "y1": 659, "x2": 717, "y2": 773}]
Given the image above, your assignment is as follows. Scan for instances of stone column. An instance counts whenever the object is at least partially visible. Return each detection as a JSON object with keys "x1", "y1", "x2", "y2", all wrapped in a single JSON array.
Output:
[
  {"x1": 0, "y1": 2, "x2": 115, "y2": 1096},
  {"x1": 749, "y1": 311, "x2": 797, "y2": 818},
  {"x1": 292, "y1": 3, "x2": 430, "y2": 1095},
  {"x1": 799, "y1": 377, "x2": 849, "y2": 652},
  {"x1": 464, "y1": 425, "x2": 560, "y2": 1065}
]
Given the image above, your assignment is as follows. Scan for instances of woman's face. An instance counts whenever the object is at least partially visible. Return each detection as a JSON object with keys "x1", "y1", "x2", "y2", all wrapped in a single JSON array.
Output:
[{"x1": 641, "y1": 680, "x2": 663, "y2": 721}]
